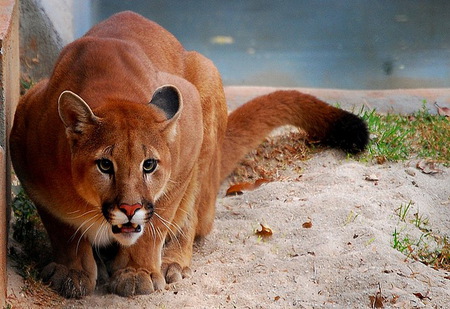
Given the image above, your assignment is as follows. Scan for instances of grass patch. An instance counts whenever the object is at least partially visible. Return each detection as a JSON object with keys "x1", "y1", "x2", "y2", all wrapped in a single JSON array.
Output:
[
  {"x1": 9, "y1": 188, "x2": 52, "y2": 279},
  {"x1": 391, "y1": 202, "x2": 450, "y2": 272},
  {"x1": 358, "y1": 102, "x2": 450, "y2": 165},
  {"x1": 392, "y1": 228, "x2": 450, "y2": 271}
]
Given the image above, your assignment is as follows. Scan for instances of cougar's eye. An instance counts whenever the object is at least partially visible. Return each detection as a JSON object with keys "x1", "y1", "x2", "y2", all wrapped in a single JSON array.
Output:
[
  {"x1": 96, "y1": 159, "x2": 114, "y2": 174},
  {"x1": 143, "y1": 159, "x2": 158, "y2": 174}
]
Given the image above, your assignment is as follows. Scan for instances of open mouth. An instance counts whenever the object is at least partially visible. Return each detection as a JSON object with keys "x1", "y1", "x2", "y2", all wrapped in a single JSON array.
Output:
[{"x1": 112, "y1": 223, "x2": 142, "y2": 234}]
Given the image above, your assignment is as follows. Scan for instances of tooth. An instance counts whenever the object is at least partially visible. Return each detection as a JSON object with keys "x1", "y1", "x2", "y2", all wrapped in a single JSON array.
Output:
[
  {"x1": 117, "y1": 224, "x2": 123, "y2": 228},
  {"x1": 131, "y1": 223, "x2": 138, "y2": 229}
]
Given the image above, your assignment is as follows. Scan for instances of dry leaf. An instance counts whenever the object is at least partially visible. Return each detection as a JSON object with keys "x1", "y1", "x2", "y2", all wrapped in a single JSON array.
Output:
[
  {"x1": 302, "y1": 219, "x2": 312, "y2": 228},
  {"x1": 255, "y1": 223, "x2": 273, "y2": 239},
  {"x1": 413, "y1": 292, "x2": 430, "y2": 300},
  {"x1": 369, "y1": 295, "x2": 384, "y2": 308},
  {"x1": 416, "y1": 159, "x2": 442, "y2": 174},
  {"x1": 369, "y1": 283, "x2": 385, "y2": 308},
  {"x1": 226, "y1": 178, "x2": 271, "y2": 196},
  {"x1": 274, "y1": 296, "x2": 280, "y2": 301},
  {"x1": 435, "y1": 102, "x2": 450, "y2": 117},
  {"x1": 390, "y1": 294, "x2": 399, "y2": 304},
  {"x1": 375, "y1": 156, "x2": 386, "y2": 165}
]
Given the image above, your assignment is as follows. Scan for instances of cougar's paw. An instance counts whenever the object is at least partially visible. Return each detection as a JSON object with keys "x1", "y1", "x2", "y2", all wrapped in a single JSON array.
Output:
[
  {"x1": 161, "y1": 262, "x2": 192, "y2": 284},
  {"x1": 41, "y1": 262, "x2": 95, "y2": 299},
  {"x1": 109, "y1": 267, "x2": 165, "y2": 297}
]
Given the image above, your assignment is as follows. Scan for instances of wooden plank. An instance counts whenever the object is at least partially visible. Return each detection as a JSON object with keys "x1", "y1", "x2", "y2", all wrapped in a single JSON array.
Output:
[{"x1": 0, "y1": 0, "x2": 20, "y2": 305}]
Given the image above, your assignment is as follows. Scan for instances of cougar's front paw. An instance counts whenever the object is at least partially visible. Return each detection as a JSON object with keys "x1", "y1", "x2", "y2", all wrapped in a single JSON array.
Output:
[
  {"x1": 41, "y1": 262, "x2": 95, "y2": 299},
  {"x1": 161, "y1": 262, "x2": 192, "y2": 284},
  {"x1": 109, "y1": 267, "x2": 166, "y2": 297}
]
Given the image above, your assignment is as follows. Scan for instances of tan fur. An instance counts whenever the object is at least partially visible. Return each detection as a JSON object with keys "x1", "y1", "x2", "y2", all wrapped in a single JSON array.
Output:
[{"x1": 10, "y1": 12, "x2": 367, "y2": 298}]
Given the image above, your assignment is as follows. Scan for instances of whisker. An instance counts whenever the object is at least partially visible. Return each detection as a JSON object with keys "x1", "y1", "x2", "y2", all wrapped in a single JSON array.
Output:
[
  {"x1": 74, "y1": 215, "x2": 101, "y2": 254},
  {"x1": 93, "y1": 219, "x2": 109, "y2": 248},
  {"x1": 167, "y1": 178, "x2": 179, "y2": 184},
  {"x1": 76, "y1": 214, "x2": 103, "y2": 255},
  {"x1": 154, "y1": 213, "x2": 182, "y2": 249},
  {"x1": 67, "y1": 209, "x2": 99, "y2": 220},
  {"x1": 155, "y1": 227, "x2": 165, "y2": 242},
  {"x1": 94, "y1": 221, "x2": 110, "y2": 258},
  {"x1": 69, "y1": 213, "x2": 101, "y2": 243},
  {"x1": 154, "y1": 204, "x2": 193, "y2": 222},
  {"x1": 154, "y1": 212, "x2": 186, "y2": 239},
  {"x1": 147, "y1": 223, "x2": 157, "y2": 248},
  {"x1": 66, "y1": 209, "x2": 81, "y2": 215}
]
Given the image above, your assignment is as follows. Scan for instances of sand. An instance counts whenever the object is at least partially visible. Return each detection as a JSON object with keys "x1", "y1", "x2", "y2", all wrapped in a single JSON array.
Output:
[{"x1": 7, "y1": 148, "x2": 450, "y2": 308}]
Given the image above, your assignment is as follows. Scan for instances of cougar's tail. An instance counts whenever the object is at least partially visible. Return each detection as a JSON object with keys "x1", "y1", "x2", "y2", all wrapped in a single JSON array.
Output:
[{"x1": 220, "y1": 90, "x2": 369, "y2": 181}]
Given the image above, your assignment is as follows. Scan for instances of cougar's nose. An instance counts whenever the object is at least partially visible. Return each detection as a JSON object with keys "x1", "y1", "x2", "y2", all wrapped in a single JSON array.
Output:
[{"x1": 119, "y1": 203, "x2": 142, "y2": 220}]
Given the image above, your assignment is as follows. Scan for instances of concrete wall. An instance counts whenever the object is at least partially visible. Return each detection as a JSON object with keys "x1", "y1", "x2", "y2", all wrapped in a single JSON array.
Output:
[
  {"x1": 20, "y1": 0, "x2": 66, "y2": 80},
  {"x1": 19, "y1": 0, "x2": 90, "y2": 81},
  {"x1": 0, "y1": 0, "x2": 19, "y2": 305}
]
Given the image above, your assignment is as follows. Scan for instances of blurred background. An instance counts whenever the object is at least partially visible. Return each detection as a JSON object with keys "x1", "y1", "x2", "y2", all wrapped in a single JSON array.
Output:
[{"x1": 74, "y1": 0, "x2": 450, "y2": 89}]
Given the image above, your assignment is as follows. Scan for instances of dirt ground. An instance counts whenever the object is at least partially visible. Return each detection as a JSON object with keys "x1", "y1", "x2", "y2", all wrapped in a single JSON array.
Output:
[{"x1": 6, "y1": 146, "x2": 450, "y2": 308}]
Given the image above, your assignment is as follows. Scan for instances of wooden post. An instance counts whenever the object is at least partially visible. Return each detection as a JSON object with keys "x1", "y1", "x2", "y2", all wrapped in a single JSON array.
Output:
[{"x1": 0, "y1": 0, "x2": 20, "y2": 305}]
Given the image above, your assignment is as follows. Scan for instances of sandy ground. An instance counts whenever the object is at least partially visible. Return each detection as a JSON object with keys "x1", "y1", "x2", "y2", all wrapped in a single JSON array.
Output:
[{"x1": 6, "y1": 147, "x2": 450, "y2": 308}]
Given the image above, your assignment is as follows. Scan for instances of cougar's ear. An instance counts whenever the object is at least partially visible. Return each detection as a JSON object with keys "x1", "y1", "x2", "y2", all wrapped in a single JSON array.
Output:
[
  {"x1": 149, "y1": 85, "x2": 183, "y2": 123},
  {"x1": 58, "y1": 91, "x2": 99, "y2": 134}
]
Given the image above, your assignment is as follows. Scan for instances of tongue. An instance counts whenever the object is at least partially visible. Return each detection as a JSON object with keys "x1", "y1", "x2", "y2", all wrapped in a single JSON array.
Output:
[{"x1": 112, "y1": 223, "x2": 142, "y2": 234}]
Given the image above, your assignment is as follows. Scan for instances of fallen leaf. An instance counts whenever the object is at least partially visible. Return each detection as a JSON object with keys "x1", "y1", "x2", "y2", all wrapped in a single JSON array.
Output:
[
  {"x1": 274, "y1": 296, "x2": 280, "y2": 301},
  {"x1": 435, "y1": 102, "x2": 450, "y2": 117},
  {"x1": 413, "y1": 292, "x2": 431, "y2": 300},
  {"x1": 416, "y1": 159, "x2": 442, "y2": 174},
  {"x1": 302, "y1": 219, "x2": 312, "y2": 228},
  {"x1": 369, "y1": 295, "x2": 384, "y2": 308},
  {"x1": 226, "y1": 178, "x2": 271, "y2": 196},
  {"x1": 255, "y1": 223, "x2": 273, "y2": 239},
  {"x1": 390, "y1": 294, "x2": 399, "y2": 304},
  {"x1": 375, "y1": 156, "x2": 386, "y2": 165},
  {"x1": 369, "y1": 283, "x2": 385, "y2": 308}
]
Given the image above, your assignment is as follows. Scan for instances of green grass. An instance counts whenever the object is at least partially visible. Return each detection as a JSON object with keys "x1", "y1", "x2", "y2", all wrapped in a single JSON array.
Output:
[
  {"x1": 395, "y1": 201, "x2": 413, "y2": 222},
  {"x1": 392, "y1": 227, "x2": 450, "y2": 271},
  {"x1": 10, "y1": 188, "x2": 51, "y2": 279},
  {"x1": 392, "y1": 203, "x2": 450, "y2": 271},
  {"x1": 358, "y1": 102, "x2": 450, "y2": 165},
  {"x1": 364, "y1": 103, "x2": 450, "y2": 269}
]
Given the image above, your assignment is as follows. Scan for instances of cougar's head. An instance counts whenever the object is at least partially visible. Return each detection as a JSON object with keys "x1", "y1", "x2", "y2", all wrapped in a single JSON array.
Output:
[{"x1": 58, "y1": 86, "x2": 182, "y2": 246}]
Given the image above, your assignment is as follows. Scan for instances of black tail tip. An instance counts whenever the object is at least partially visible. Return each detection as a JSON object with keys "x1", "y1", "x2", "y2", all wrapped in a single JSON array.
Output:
[{"x1": 323, "y1": 111, "x2": 369, "y2": 154}]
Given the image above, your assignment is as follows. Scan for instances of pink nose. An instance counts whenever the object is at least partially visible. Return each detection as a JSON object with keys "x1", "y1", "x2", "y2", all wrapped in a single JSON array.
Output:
[{"x1": 119, "y1": 203, "x2": 142, "y2": 218}]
